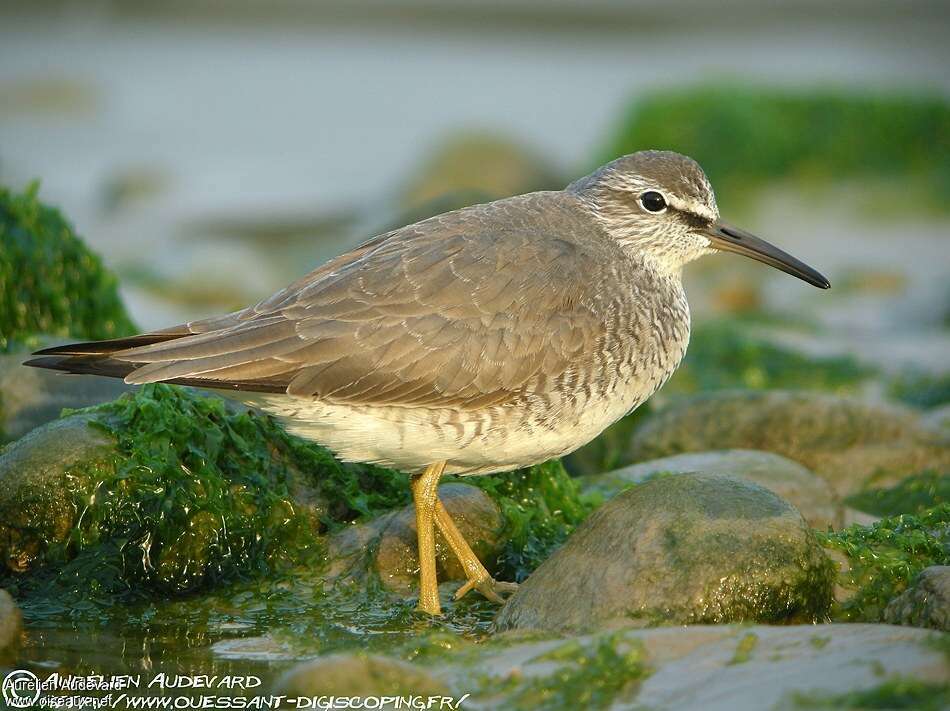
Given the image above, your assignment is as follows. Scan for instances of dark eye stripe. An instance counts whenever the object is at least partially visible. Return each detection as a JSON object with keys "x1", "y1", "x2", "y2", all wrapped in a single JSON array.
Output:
[{"x1": 674, "y1": 209, "x2": 712, "y2": 229}]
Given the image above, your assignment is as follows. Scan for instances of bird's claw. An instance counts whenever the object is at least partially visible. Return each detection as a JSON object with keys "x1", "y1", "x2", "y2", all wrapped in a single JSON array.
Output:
[{"x1": 454, "y1": 576, "x2": 518, "y2": 604}]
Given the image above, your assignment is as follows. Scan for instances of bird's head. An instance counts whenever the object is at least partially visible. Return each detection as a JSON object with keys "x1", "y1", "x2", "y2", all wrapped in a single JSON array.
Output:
[{"x1": 570, "y1": 150, "x2": 829, "y2": 289}]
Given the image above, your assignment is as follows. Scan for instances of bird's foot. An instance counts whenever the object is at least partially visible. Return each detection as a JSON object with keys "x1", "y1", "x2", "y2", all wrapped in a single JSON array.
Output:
[{"x1": 454, "y1": 575, "x2": 518, "y2": 604}]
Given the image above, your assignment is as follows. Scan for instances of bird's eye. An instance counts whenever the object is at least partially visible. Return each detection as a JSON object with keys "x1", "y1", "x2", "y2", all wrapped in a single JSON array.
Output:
[{"x1": 639, "y1": 191, "x2": 667, "y2": 213}]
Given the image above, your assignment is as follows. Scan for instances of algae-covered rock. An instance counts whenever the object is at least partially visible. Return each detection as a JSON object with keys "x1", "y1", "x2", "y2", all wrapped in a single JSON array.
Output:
[
  {"x1": 494, "y1": 473, "x2": 833, "y2": 633},
  {"x1": 580, "y1": 449, "x2": 838, "y2": 529},
  {"x1": 0, "y1": 384, "x2": 409, "y2": 599},
  {"x1": 463, "y1": 623, "x2": 947, "y2": 711},
  {"x1": 0, "y1": 413, "x2": 115, "y2": 573},
  {"x1": 628, "y1": 391, "x2": 950, "y2": 496},
  {"x1": 818, "y1": 505, "x2": 950, "y2": 622},
  {"x1": 845, "y1": 471, "x2": 949, "y2": 517},
  {"x1": 884, "y1": 566, "x2": 950, "y2": 632},
  {"x1": 0, "y1": 182, "x2": 135, "y2": 352},
  {"x1": 0, "y1": 349, "x2": 131, "y2": 442},
  {"x1": 275, "y1": 654, "x2": 448, "y2": 697},
  {"x1": 328, "y1": 483, "x2": 505, "y2": 593},
  {"x1": 0, "y1": 589, "x2": 21, "y2": 652}
]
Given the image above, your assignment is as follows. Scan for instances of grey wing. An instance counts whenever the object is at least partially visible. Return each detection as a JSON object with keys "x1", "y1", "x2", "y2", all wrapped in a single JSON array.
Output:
[{"x1": 116, "y1": 199, "x2": 609, "y2": 410}]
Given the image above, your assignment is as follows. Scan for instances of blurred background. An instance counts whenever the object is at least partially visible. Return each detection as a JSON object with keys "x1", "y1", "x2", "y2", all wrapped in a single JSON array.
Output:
[{"x1": 1, "y1": 0, "x2": 948, "y2": 385}]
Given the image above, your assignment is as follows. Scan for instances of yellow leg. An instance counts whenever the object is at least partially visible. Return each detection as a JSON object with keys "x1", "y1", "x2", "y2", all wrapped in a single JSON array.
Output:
[
  {"x1": 411, "y1": 461, "x2": 446, "y2": 615},
  {"x1": 434, "y1": 499, "x2": 519, "y2": 604}
]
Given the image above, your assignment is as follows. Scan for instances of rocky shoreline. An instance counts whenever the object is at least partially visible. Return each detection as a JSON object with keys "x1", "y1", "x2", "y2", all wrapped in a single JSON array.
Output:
[{"x1": 2, "y1": 138, "x2": 949, "y2": 708}]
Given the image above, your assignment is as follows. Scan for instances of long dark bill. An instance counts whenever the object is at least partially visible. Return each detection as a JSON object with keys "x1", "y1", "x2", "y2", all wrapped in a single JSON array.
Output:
[{"x1": 703, "y1": 220, "x2": 830, "y2": 289}]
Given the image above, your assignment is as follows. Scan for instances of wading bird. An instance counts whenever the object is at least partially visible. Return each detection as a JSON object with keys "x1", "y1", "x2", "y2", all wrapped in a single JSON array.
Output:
[{"x1": 26, "y1": 151, "x2": 829, "y2": 615}]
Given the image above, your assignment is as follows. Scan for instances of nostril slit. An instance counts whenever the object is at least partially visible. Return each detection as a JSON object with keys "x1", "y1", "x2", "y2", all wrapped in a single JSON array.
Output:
[{"x1": 721, "y1": 227, "x2": 742, "y2": 240}]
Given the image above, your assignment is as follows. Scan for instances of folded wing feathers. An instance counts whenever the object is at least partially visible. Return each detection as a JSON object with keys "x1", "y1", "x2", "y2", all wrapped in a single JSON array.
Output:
[{"x1": 29, "y1": 194, "x2": 609, "y2": 409}]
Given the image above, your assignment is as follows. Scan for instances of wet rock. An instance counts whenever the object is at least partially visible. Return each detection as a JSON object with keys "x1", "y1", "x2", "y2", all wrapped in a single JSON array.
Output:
[
  {"x1": 0, "y1": 386, "x2": 341, "y2": 593},
  {"x1": 580, "y1": 449, "x2": 838, "y2": 529},
  {"x1": 0, "y1": 589, "x2": 22, "y2": 652},
  {"x1": 275, "y1": 654, "x2": 448, "y2": 697},
  {"x1": 461, "y1": 623, "x2": 948, "y2": 711},
  {"x1": 884, "y1": 566, "x2": 950, "y2": 632},
  {"x1": 327, "y1": 483, "x2": 505, "y2": 593},
  {"x1": 0, "y1": 414, "x2": 115, "y2": 573},
  {"x1": 0, "y1": 350, "x2": 130, "y2": 442},
  {"x1": 628, "y1": 391, "x2": 950, "y2": 497},
  {"x1": 494, "y1": 473, "x2": 833, "y2": 633}
]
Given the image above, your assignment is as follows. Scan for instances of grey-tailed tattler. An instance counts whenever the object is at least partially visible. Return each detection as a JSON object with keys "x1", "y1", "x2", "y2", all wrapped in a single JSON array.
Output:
[{"x1": 26, "y1": 150, "x2": 830, "y2": 615}]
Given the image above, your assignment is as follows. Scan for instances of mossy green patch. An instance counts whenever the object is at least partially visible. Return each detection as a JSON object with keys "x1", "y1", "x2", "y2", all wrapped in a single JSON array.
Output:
[
  {"x1": 2, "y1": 384, "x2": 409, "y2": 606},
  {"x1": 728, "y1": 632, "x2": 759, "y2": 665},
  {"x1": 480, "y1": 632, "x2": 650, "y2": 711},
  {"x1": 818, "y1": 505, "x2": 950, "y2": 622},
  {"x1": 0, "y1": 182, "x2": 135, "y2": 352},
  {"x1": 889, "y1": 370, "x2": 950, "y2": 410},
  {"x1": 457, "y1": 460, "x2": 596, "y2": 582},
  {"x1": 791, "y1": 676, "x2": 950, "y2": 710},
  {"x1": 846, "y1": 471, "x2": 950, "y2": 517},
  {"x1": 600, "y1": 85, "x2": 950, "y2": 211},
  {"x1": 665, "y1": 318, "x2": 872, "y2": 396}
]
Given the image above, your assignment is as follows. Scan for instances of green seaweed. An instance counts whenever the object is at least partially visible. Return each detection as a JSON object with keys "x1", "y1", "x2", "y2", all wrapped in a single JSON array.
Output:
[
  {"x1": 2, "y1": 384, "x2": 408, "y2": 605},
  {"x1": 459, "y1": 460, "x2": 597, "y2": 582},
  {"x1": 600, "y1": 85, "x2": 950, "y2": 210},
  {"x1": 728, "y1": 632, "x2": 759, "y2": 665},
  {"x1": 0, "y1": 182, "x2": 135, "y2": 352},
  {"x1": 791, "y1": 677, "x2": 950, "y2": 710},
  {"x1": 818, "y1": 505, "x2": 950, "y2": 622},
  {"x1": 665, "y1": 318, "x2": 872, "y2": 396},
  {"x1": 889, "y1": 370, "x2": 950, "y2": 410},
  {"x1": 845, "y1": 471, "x2": 950, "y2": 517},
  {"x1": 480, "y1": 632, "x2": 650, "y2": 711}
]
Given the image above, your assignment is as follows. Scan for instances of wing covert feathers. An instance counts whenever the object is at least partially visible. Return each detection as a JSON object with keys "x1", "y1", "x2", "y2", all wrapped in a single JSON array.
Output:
[{"x1": 26, "y1": 193, "x2": 617, "y2": 409}]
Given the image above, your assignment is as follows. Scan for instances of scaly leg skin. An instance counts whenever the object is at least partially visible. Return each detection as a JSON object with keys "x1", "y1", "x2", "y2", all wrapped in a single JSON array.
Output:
[
  {"x1": 411, "y1": 461, "x2": 446, "y2": 615},
  {"x1": 434, "y1": 499, "x2": 519, "y2": 604}
]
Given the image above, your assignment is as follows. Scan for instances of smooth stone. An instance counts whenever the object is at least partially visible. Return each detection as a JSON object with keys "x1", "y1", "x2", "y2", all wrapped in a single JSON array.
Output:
[
  {"x1": 494, "y1": 473, "x2": 833, "y2": 633},
  {"x1": 0, "y1": 414, "x2": 115, "y2": 573},
  {"x1": 884, "y1": 566, "x2": 950, "y2": 632},
  {"x1": 580, "y1": 449, "x2": 838, "y2": 529},
  {"x1": 275, "y1": 654, "x2": 448, "y2": 697},
  {"x1": 628, "y1": 390, "x2": 950, "y2": 497},
  {"x1": 0, "y1": 350, "x2": 130, "y2": 442},
  {"x1": 327, "y1": 483, "x2": 505, "y2": 593},
  {"x1": 458, "y1": 623, "x2": 948, "y2": 711},
  {"x1": 0, "y1": 590, "x2": 22, "y2": 652}
]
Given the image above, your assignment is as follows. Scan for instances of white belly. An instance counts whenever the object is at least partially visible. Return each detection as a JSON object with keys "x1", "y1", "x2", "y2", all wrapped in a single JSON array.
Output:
[{"x1": 237, "y1": 364, "x2": 672, "y2": 476}]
